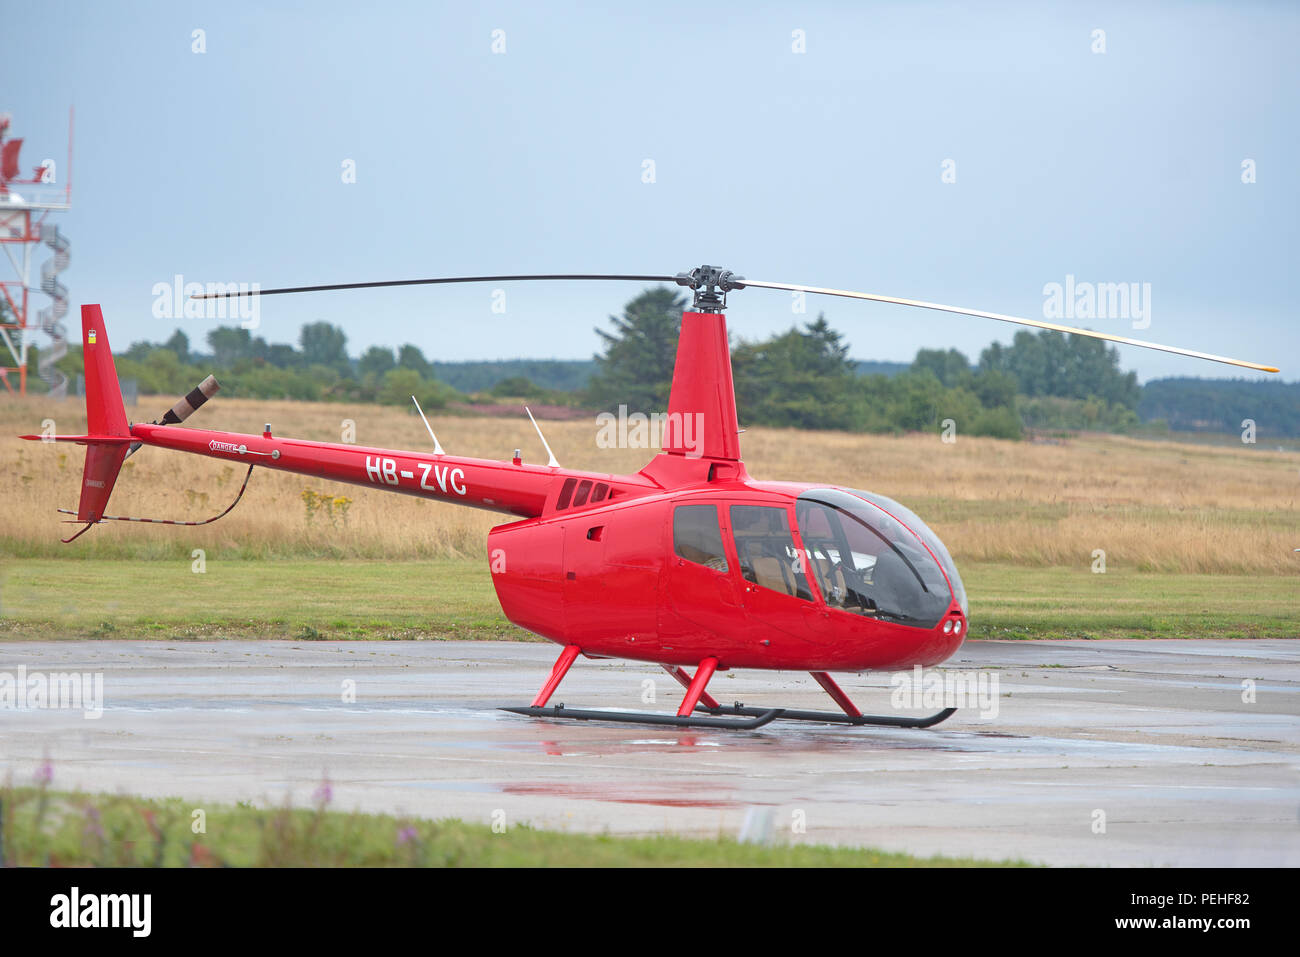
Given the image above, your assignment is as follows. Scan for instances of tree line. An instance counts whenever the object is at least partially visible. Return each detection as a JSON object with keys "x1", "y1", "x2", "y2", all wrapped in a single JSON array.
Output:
[
  {"x1": 1139, "y1": 378, "x2": 1300, "y2": 439},
  {"x1": 584, "y1": 289, "x2": 1142, "y2": 439},
  {"x1": 30, "y1": 287, "x2": 1296, "y2": 440}
]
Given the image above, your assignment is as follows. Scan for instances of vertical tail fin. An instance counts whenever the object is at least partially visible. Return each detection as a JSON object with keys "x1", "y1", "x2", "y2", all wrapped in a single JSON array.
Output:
[
  {"x1": 75, "y1": 304, "x2": 130, "y2": 522},
  {"x1": 20, "y1": 308, "x2": 224, "y2": 540},
  {"x1": 82, "y1": 303, "x2": 129, "y2": 437}
]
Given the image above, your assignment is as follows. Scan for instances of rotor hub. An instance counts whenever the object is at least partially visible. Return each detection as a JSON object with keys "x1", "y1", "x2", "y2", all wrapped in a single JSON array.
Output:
[{"x1": 674, "y1": 265, "x2": 744, "y2": 313}]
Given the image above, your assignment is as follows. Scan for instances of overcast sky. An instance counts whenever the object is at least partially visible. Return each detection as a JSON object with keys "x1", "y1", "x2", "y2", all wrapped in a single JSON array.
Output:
[{"x1": 4, "y1": 1, "x2": 1296, "y2": 382}]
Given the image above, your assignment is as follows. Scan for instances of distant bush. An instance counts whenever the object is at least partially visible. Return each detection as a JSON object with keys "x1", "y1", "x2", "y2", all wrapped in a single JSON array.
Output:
[
  {"x1": 1139, "y1": 378, "x2": 1300, "y2": 438},
  {"x1": 1017, "y1": 395, "x2": 1138, "y2": 433}
]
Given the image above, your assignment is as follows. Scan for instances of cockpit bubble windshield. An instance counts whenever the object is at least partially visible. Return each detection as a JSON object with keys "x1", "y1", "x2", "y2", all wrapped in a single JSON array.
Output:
[{"x1": 794, "y1": 488, "x2": 967, "y2": 627}]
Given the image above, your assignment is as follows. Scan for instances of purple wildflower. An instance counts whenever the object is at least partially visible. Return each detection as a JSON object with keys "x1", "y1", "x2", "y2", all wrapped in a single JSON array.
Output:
[{"x1": 312, "y1": 775, "x2": 332, "y2": 806}]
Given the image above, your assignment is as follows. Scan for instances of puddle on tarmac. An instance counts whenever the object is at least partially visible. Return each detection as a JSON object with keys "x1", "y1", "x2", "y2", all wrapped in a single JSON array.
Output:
[{"x1": 500, "y1": 782, "x2": 761, "y2": 809}]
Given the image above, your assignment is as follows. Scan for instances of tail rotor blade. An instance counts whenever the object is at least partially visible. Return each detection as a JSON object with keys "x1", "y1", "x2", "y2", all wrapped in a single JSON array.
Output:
[
  {"x1": 127, "y1": 375, "x2": 221, "y2": 458},
  {"x1": 156, "y1": 374, "x2": 220, "y2": 425}
]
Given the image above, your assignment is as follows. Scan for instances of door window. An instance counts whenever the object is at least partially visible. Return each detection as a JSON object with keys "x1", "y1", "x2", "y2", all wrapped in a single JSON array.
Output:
[
  {"x1": 673, "y1": 504, "x2": 729, "y2": 572},
  {"x1": 729, "y1": 505, "x2": 813, "y2": 601}
]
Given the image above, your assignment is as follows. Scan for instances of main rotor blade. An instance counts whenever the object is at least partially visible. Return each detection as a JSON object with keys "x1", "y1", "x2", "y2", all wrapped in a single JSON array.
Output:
[
  {"x1": 191, "y1": 274, "x2": 679, "y2": 299},
  {"x1": 737, "y1": 279, "x2": 1280, "y2": 374}
]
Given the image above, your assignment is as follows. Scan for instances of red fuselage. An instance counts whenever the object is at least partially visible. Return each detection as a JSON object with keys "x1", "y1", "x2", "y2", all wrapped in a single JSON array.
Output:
[
  {"x1": 487, "y1": 461, "x2": 967, "y2": 672},
  {"x1": 64, "y1": 303, "x2": 968, "y2": 675},
  {"x1": 132, "y1": 422, "x2": 967, "y2": 675}
]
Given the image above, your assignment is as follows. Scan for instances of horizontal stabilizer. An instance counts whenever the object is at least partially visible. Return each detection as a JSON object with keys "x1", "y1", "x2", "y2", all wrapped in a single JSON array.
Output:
[{"x1": 20, "y1": 434, "x2": 133, "y2": 444}]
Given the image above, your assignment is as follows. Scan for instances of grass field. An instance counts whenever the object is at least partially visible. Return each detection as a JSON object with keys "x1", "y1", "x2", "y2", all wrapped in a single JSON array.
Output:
[
  {"x1": 1, "y1": 558, "x2": 1293, "y2": 640},
  {"x1": 1, "y1": 394, "x2": 1296, "y2": 640},
  {"x1": 0, "y1": 785, "x2": 1023, "y2": 867},
  {"x1": 3, "y1": 394, "x2": 1299, "y2": 574}
]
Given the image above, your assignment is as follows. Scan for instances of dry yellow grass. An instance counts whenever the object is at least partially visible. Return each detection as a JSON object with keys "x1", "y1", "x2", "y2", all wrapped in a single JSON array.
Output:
[{"x1": 2, "y1": 394, "x2": 1298, "y2": 574}]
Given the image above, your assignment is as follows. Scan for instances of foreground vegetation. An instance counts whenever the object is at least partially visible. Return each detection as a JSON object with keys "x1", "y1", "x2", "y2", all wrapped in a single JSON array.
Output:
[
  {"x1": 1, "y1": 559, "x2": 1293, "y2": 641},
  {"x1": 0, "y1": 785, "x2": 1019, "y2": 867}
]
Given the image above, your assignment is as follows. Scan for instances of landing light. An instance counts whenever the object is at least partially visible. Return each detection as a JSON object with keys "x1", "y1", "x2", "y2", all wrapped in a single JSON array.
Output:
[{"x1": 943, "y1": 620, "x2": 953, "y2": 635}]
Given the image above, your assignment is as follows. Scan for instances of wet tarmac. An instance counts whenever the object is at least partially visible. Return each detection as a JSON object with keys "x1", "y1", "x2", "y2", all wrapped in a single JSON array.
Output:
[{"x1": 1, "y1": 639, "x2": 1296, "y2": 866}]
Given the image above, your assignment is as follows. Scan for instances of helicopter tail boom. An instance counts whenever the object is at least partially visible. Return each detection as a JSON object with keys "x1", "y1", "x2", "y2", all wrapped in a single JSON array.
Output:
[
  {"x1": 23, "y1": 305, "x2": 621, "y2": 541},
  {"x1": 128, "y1": 421, "x2": 560, "y2": 518}
]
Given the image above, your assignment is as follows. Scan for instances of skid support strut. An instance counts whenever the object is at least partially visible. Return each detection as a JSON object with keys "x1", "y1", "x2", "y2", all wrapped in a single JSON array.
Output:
[
  {"x1": 531, "y1": 644, "x2": 581, "y2": 708},
  {"x1": 502, "y1": 653, "x2": 782, "y2": 729},
  {"x1": 811, "y1": 671, "x2": 862, "y2": 717},
  {"x1": 662, "y1": 663, "x2": 721, "y2": 711},
  {"x1": 676, "y1": 656, "x2": 718, "y2": 717}
]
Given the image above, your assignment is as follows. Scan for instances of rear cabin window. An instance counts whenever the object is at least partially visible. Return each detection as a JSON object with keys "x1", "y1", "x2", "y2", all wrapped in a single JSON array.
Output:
[
  {"x1": 673, "y1": 505, "x2": 729, "y2": 572},
  {"x1": 573, "y1": 480, "x2": 593, "y2": 507},
  {"x1": 555, "y1": 478, "x2": 577, "y2": 510},
  {"x1": 729, "y1": 504, "x2": 813, "y2": 601},
  {"x1": 557, "y1": 479, "x2": 610, "y2": 510}
]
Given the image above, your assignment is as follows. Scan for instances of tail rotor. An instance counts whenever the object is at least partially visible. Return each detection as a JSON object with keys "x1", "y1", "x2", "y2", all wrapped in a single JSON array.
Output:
[
  {"x1": 127, "y1": 374, "x2": 219, "y2": 458},
  {"x1": 19, "y1": 306, "x2": 228, "y2": 542}
]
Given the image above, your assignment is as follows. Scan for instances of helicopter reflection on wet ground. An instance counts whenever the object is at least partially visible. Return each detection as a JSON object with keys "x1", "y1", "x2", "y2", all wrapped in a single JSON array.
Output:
[{"x1": 1, "y1": 638, "x2": 1295, "y2": 866}]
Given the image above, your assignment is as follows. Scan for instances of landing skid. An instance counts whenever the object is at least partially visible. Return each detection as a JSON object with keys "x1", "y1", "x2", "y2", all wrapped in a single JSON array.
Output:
[
  {"x1": 500, "y1": 702, "x2": 954, "y2": 730},
  {"x1": 500, "y1": 704, "x2": 783, "y2": 730},
  {"x1": 502, "y1": 646, "x2": 959, "y2": 732},
  {"x1": 694, "y1": 702, "x2": 957, "y2": 728}
]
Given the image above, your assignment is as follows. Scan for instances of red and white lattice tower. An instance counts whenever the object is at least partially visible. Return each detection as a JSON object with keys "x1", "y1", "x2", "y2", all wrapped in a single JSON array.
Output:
[{"x1": 0, "y1": 109, "x2": 73, "y2": 397}]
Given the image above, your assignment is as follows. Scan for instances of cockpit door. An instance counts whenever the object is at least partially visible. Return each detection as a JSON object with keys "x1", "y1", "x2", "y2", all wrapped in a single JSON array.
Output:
[
  {"x1": 728, "y1": 503, "x2": 823, "y2": 645},
  {"x1": 663, "y1": 502, "x2": 742, "y2": 641}
]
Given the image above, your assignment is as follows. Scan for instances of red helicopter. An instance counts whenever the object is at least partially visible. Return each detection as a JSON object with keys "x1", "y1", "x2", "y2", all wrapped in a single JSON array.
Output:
[{"x1": 22, "y1": 266, "x2": 1279, "y2": 729}]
